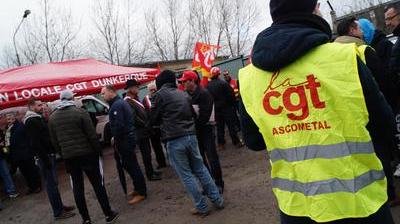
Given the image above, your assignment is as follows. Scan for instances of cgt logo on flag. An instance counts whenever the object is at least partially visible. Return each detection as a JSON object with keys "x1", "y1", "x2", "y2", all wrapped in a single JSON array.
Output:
[{"x1": 192, "y1": 42, "x2": 220, "y2": 78}]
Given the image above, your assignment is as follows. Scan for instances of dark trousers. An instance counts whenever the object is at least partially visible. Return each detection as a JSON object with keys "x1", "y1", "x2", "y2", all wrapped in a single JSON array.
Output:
[
  {"x1": 196, "y1": 125, "x2": 224, "y2": 189},
  {"x1": 14, "y1": 158, "x2": 41, "y2": 191},
  {"x1": 215, "y1": 108, "x2": 240, "y2": 145},
  {"x1": 138, "y1": 138, "x2": 155, "y2": 178},
  {"x1": 150, "y1": 128, "x2": 167, "y2": 167},
  {"x1": 280, "y1": 203, "x2": 394, "y2": 224},
  {"x1": 37, "y1": 155, "x2": 64, "y2": 217},
  {"x1": 66, "y1": 155, "x2": 112, "y2": 221},
  {"x1": 116, "y1": 138, "x2": 147, "y2": 196}
]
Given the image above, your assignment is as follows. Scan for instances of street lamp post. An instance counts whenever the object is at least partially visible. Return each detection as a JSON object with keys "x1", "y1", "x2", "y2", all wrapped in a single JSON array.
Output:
[{"x1": 13, "y1": 9, "x2": 31, "y2": 66}]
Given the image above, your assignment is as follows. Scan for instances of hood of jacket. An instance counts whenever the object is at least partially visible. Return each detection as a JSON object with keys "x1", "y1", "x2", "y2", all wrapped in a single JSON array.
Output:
[
  {"x1": 56, "y1": 100, "x2": 76, "y2": 110},
  {"x1": 251, "y1": 14, "x2": 332, "y2": 72},
  {"x1": 335, "y1": 35, "x2": 365, "y2": 46},
  {"x1": 23, "y1": 110, "x2": 42, "y2": 124}
]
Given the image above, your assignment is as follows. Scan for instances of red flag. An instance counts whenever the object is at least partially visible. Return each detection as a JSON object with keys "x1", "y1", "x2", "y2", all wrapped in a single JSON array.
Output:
[{"x1": 192, "y1": 42, "x2": 220, "y2": 78}]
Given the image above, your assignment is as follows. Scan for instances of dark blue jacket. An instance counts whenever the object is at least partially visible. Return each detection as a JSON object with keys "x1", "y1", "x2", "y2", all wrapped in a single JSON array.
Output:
[
  {"x1": 241, "y1": 15, "x2": 396, "y2": 160},
  {"x1": 108, "y1": 96, "x2": 135, "y2": 143},
  {"x1": 9, "y1": 121, "x2": 34, "y2": 162}
]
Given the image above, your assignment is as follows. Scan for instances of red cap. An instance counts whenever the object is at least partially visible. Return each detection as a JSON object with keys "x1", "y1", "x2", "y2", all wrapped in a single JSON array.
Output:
[
  {"x1": 178, "y1": 70, "x2": 198, "y2": 82},
  {"x1": 211, "y1": 67, "x2": 221, "y2": 77}
]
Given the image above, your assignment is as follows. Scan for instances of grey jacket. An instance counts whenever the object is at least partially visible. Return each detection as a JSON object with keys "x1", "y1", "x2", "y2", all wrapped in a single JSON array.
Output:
[
  {"x1": 150, "y1": 83, "x2": 196, "y2": 141},
  {"x1": 48, "y1": 104, "x2": 101, "y2": 159}
]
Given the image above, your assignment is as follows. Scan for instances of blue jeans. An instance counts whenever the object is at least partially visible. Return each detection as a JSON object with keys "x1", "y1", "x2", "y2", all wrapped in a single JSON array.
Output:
[
  {"x1": 0, "y1": 157, "x2": 16, "y2": 195},
  {"x1": 167, "y1": 135, "x2": 223, "y2": 213},
  {"x1": 37, "y1": 155, "x2": 64, "y2": 217}
]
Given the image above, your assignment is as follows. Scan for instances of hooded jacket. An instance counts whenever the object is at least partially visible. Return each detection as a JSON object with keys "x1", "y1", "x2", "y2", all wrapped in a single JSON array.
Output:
[
  {"x1": 48, "y1": 104, "x2": 101, "y2": 159},
  {"x1": 241, "y1": 15, "x2": 395, "y2": 161}
]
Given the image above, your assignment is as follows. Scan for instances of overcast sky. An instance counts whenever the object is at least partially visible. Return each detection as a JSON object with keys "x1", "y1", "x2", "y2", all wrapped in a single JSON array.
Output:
[{"x1": 0, "y1": 0, "x2": 380, "y2": 61}]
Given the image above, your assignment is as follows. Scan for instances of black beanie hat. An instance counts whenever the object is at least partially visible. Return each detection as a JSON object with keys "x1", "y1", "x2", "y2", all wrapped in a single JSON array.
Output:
[
  {"x1": 270, "y1": 0, "x2": 318, "y2": 22},
  {"x1": 156, "y1": 70, "x2": 177, "y2": 89}
]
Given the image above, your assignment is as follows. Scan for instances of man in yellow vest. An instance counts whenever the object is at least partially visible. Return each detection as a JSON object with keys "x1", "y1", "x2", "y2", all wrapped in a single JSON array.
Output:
[{"x1": 239, "y1": 0, "x2": 395, "y2": 223}]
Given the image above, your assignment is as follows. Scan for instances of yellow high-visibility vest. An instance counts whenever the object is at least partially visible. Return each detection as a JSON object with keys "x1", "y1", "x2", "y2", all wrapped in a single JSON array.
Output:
[{"x1": 239, "y1": 42, "x2": 387, "y2": 222}]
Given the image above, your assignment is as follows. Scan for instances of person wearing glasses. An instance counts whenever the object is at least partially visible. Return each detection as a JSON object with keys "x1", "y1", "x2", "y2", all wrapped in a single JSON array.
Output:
[{"x1": 385, "y1": 4, "x2": 400, "y2": 182}]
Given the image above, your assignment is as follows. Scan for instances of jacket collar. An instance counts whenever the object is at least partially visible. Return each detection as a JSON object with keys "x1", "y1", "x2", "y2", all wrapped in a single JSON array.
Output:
[
  {"x1": 335, "y1": 35, "x2": 366, "y2": 46},
  {"x1": 108, "y1": 96, "x2": 121, "y2": 107},
  {"x1": 161, "y1": 83, "x2": 177, "y2": 89},
  {"x1": 23, "y1": 110, "x2": 42, "y2": 124}
]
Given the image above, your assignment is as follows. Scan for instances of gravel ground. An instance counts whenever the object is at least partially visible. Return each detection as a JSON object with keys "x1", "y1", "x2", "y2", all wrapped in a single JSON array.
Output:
[{"x1": 0, "y1": 142, "x2": 399, "y2": 224}]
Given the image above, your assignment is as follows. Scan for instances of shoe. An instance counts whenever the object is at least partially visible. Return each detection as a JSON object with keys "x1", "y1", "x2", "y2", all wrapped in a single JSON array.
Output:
[
  {"x1": 128, "y1": 191, "x2": 139, "y2": 197},
  {"x1": 213, "y1": 201, "x2": 224, "y2": 210},
  {"x1": 190, "y1": 208, "x2": 209, "y2": 217},
  {"x1": 128, "y1": 195, "x2": 146, "y2": 205},
  {"x1": 54, "y1": 211, "x2": 75, "y2": 220},
  {"x1": 389, "y1": 198, "x2": 400, "y2": 207},
  {"x1": 26, "y1": 187, "x2": 41, "y2": 195},
  {"x1": 105, "y1": 211, "x2": 119, "y2": 224},
  {"x1": 63, "y1": 205, "x2": 75, "y2": 212},
  {"x1": 82, "y1": 220, "x2": 91, "y2": 224},
  {"x1": 8, "y1": 192, "x2": 19, "y2": 198},
  {"x1": 394, "y1": 164, "x2": 400, "y2": 178},
  {"x1": 148, "y1": 173, "x2": 162, "y2": 181}
]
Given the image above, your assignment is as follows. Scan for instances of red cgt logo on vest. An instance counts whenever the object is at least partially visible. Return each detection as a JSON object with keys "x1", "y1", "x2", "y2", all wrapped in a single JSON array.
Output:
[{"x1": 263, "y1": 71, "x2": 331, "y2": 136}]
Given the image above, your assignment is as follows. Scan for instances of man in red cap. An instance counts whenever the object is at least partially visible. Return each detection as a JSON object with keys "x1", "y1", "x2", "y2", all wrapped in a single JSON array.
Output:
[
  {"x1": 179, "y1": 71, "x2": 225, "y2": 193},
  {"x1": 207, "y1": 67, "x2": 243, "y2": 150}
]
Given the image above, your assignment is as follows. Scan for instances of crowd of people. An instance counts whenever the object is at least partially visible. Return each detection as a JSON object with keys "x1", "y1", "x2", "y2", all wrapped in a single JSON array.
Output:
[
  {"x1": 0, "y1": 64, "x2": 241, "y2": 223},
  {"x1": 2, "y1": 0, "x2": 400, "y2": 223}
]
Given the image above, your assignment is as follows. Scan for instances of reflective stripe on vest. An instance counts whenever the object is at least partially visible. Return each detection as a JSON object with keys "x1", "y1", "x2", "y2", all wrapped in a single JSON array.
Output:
[
  {"x1": 239, "y1": 43, "x2": 387, "y2": 222},
  {"x1": 270, "y1": 141, "x2": 374, "y2": 163}
]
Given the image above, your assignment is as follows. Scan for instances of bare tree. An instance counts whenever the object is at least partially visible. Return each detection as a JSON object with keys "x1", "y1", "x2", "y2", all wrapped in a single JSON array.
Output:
[
  {"x1": 9, "y1": 0, "x2": 81, "y2": 65},
  {"x1": 165, "y1": 0, "x2": 185, "y2": 60},
  {"x1": 145, "y1": 10, "x2": 169, "y2": 61},
  {"x1": 219, "y1": 0, "x2": 258, "y2": 57},
  {"x1": 91, "y1": 0, "x2": 125, "y2": 65}
]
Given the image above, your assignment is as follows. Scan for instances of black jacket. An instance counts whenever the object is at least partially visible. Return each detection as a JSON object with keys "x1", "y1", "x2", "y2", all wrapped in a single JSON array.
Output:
[
  {"x1": 150, "y1": 83, "x2": 196, "y2": 141},
  {"x1": 243, "y1": 15, "x2": 395, "y2": 160},
  {"x1": 125, "y1": 96, "x2": 151, "y2": 140},
  {"x1": 188, "y1": 86, "x2": 214, "y2": 128},
  {"x1": 369, "y1": 31, "x2": 397, "y2": 110},
  {"x1": 390, "y1": 25, "x2": 400, "y2": 89},
  {"x1": 48, "y1": 105, "x2": 102, "y2": 159},
  {"x1": 24, "y1": 111, "x2": 55, "y2": 165},
  {"x1": 9, "y1": 121, "x2": 34, "y2": 162},
  {"x1": 206, "y1": 78, "x2": 236, "y2": 113},
  {"x1": 372, "y1": 30, "x2": 393, "y2": 76},
  {"x1": 108, "y1": 96, "x2": 135, "y2": 142}
]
